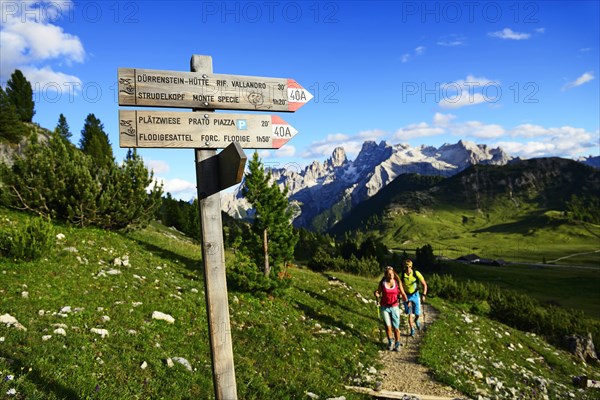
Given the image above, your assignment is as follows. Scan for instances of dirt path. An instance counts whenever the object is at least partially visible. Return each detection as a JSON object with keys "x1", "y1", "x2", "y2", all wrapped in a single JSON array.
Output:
[{"x1": 376, "y1": 304, "x2": 467, "y2": 399}]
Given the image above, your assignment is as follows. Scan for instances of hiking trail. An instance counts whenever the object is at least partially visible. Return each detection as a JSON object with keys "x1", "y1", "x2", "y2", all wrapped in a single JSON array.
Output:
[{"x1": 375, "y1": 304, "x2": 467, "y2": 399}]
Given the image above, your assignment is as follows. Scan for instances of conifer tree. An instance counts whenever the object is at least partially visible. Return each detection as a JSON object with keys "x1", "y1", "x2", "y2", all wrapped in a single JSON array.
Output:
[
  {"x1": 79, "y1": 113, "x2": 114, "y2": 171},
  {"x1": 0, "y1": 87, "x2": 28, "y2": 143},
  {"x1": 56, "y1": 113, "x2": 72, "y2": 141},
  {"x1": 5, "y1": 69, "x2": 35, "y2": 122},
  {"x1": 4, "y1": 134, "x2": 162, "y2": 229},
  {"x1": 242, "y1": 151, "x2": 297, "y2": 277},
  {"x1": 96, "y1": 149, "x2": 163, "y2": 230}
]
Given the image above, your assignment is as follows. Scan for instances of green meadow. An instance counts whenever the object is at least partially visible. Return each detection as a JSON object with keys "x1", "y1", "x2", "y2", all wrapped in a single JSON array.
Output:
[{"x1": 1, "y1": 208, "x2": 600, "y2": 399}]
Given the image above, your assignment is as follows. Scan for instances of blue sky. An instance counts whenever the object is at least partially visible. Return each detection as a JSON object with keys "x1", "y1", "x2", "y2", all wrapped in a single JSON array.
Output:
[{"x1": 1, "y1": 0, "x2": 599, "y2": 200}]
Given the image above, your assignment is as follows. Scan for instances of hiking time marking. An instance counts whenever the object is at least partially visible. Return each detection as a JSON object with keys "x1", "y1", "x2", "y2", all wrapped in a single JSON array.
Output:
[
  {"x1": 118, "y1": 68, "x2": 313, "y2": 112},
  {"x1": 119, "y1": 110, "x2": 298, "y2": 149}
]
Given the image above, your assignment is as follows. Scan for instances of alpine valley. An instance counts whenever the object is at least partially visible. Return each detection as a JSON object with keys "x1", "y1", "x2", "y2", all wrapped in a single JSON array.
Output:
[{"x1": 222, "y1": 139, "x2": 600, "y2": 264}]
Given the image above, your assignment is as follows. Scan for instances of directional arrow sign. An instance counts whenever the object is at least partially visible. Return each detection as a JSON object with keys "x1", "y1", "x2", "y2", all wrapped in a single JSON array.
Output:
[
  {"x1": 119, "y1": 110, "x2": 298, "y2": 149},
  {"x1": 118, "y1": 68, "x2": 313, "y2": 112}
]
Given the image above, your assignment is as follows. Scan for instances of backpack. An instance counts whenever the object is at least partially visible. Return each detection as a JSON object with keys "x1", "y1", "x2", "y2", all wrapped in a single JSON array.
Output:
[{"x1": 401, "y1": 270, "x2": 423, "y2": 295}]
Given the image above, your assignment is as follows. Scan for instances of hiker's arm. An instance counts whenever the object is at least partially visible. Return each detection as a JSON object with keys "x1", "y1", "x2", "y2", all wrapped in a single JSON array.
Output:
[
  {"x1": 374, "y1": 284, "x2": 381, "y2": 299},
  {"x1": 396, "y1": 273, "x2": 408, "y2": 301},
  {"x1": 420, "y1": 277, "x2": 428, "y2": 297}
]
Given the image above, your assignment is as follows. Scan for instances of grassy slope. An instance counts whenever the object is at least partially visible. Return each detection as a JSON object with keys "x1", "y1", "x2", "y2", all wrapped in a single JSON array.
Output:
[
  {"x1": 1, "y1": 208, "x2": 599, "y2": 399},
  {"x1": 331, "y1": 160, "x2": 600, "y2": 268}
]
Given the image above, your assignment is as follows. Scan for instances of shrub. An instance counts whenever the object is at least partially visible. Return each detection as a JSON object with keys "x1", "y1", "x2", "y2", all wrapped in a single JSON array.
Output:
[
  {"x1": 227, "y1": 251, "x2": 291, "y2": 295},
  {"x1": 0, "y1": 216, "x2": 54, "y2": 261}
]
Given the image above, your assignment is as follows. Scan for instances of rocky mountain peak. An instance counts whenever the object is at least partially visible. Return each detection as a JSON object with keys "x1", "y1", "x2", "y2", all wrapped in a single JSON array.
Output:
[
  {"x1": 222, "y1": 140, "x2": 515, "y2": 231},
  {"x1": 325, "y1": 147, "x2": 348, "y2": 169}
]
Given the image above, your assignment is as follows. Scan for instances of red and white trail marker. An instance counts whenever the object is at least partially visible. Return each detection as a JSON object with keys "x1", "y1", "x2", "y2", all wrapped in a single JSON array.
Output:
[
  {"x1": 119, "y1": 110, "x2": 298, "y2": 149},
  {"x1": 118, "y1": 68, "x2": 313, "y2": 113}
]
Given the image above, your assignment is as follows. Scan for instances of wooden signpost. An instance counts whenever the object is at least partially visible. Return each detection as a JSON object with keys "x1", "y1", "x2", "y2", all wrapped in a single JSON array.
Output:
[
  {"x1": 118, "y1": 55, "x2": 312, "y2": 400},
  {"x1": 119, "y1": 110, "x2": 298, "y2": 149},
  {"x1": 118, "y1": 67, "x2": 313, "y2": 112}
]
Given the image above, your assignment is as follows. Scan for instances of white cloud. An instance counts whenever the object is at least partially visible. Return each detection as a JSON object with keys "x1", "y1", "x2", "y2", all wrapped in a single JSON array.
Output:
[
  {"x1": 301, "y1": 133, "x2": 365, "y2": 159},
  {"x1": 433, "y1": 112, "x2": 456, "y2": 127},
  {"x1": 535, "y1": 28, "x2": 546, "y2": 34},
  {"x1": 438, "y1": 75, "x2": 500, "y2": 109},
  {"x1": 20, "y1": 65, "x2": 82, "y2": 92},
  {"x1": 563, "y1": 71, "x2": 595, "y2": 90},
  {"x1": 441, "y1": 75, "x2": 497, "y2": 89},
  {"x1": 273, "y1": 144, "x2": 296, "y2": 158},
  {"x1": 448, "y1": 121, "x2": 505, "y2": 139},
  {"x1": 395, "y1": 122, "x2": 444, "y2": 140},
  {"x1": 0, "y1": 0, "x2": 85, "y2": 85},
  {"x1": 494, "y1": 125, "x2": 596, "y2": 158},
  {"x1": 145, "y1": 160, "x2": 170, "y2": 174},
  {"x1": 357, "y1": 129, "x2": 387, "y2": 140},
  {"x1": 437, "y1": 34, "x2": 465, "y2": 47},
  {"x1": 325, "y1": 133, "x2": 350, "y2": 142},
  {"x1": 488, "y1": 28, "x2": 531, "y2": 40},
  {"x1": 155, "y1": 177, "x2": 196, "y2": 198},
  {"x1": 439, "y1": 92, "x2": 487, "y2": 109},
  {"x1": 401, "y1": 46, "x2": 426, "y2": 63},
  {"x1": 302, "y1": 113, "x2": 597, "y2": 162}
]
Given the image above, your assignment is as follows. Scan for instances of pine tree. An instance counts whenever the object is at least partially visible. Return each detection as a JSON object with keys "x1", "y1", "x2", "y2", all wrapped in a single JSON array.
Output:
[
  {"x1": 96, "y1": 149, "x2": 163, "y2": 230},
  {"x1": 4, "y1": 131, "x2": 99, "y2": 221},
  {"x1": 416, "y1": 244, "x2": 436, "y2": 270},
  {"x1": 0, "y1": 86, "x2": 28, "y2": 143},
  {"x1": 56, "y1": 113, "x2": 72, "y2": 141},
  {"x1": 79, "y1": 113, "x2": 114, "y2": 171},
  {"x1": 5, "y1": 69, "x2": 35, "y2": 122},
  {"x1": 242, "y1": 151, "x2": 297, "y2": 277},
  {"x1": 4, "y1": 133, "x2": 162, "y2": 230}
]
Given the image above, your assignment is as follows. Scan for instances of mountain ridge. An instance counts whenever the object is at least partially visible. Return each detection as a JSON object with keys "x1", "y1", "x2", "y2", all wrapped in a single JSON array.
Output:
[{"x1": 222, "y1": 139, "x2": 513, "y2": 231}]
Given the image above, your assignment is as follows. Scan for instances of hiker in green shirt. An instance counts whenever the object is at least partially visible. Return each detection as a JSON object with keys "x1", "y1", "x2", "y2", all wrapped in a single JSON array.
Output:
[{"x1": 401, "y1": 259, "x2": 428, "y2": 336}]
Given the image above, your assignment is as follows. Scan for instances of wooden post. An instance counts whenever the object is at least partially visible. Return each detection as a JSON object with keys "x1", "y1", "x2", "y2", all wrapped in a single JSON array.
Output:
[{"x1": 192, "y1": 54, "x2": 238, "y2": 400}]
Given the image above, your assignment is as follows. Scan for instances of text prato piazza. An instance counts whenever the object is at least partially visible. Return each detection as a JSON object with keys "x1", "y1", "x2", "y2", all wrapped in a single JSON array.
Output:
[{"x1": 138, "y1": 115, "x2": 247, "y2": 126}]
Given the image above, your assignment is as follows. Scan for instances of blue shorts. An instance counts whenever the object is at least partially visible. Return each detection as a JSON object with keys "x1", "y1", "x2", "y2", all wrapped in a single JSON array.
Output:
[
  {"x1": 380, "y1": 305, "x2": 400, "y2": 329},
  {"x1": 404, "y1": 292, "x2": 421, "y2": 316}
]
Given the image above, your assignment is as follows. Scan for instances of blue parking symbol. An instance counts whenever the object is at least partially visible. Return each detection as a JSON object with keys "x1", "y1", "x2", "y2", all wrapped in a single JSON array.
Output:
[{"x1": 236, "y1": 119, "x2": 247, "y2": 130}]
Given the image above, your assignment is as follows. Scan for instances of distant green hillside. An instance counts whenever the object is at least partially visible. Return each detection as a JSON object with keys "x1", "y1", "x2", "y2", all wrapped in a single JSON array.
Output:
[
  {"x1": 2, "y1": 207, "x2": 600, "y2": 399},
  {"x1": 330, "y1": 158, "x2": 600, "y2": 266}
]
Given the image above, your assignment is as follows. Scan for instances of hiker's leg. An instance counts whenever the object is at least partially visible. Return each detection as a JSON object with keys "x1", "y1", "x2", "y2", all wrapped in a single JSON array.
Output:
[
  {"x1": 391, "y1": 306, "x2": 401, "y2": 341},
  {"x1": 403, "y1": 301, "x2": 412, "y2": 329},
  {"x1": 381, "y1": 307, "x2": 393, "y2": 340},
  {"x1": 413, "y1": 295, "x2": 422, "y2": 329}
]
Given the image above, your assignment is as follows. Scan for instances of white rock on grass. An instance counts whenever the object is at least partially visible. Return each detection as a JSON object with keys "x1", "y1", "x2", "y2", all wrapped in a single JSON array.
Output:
[
  {"x1": 152, "y1": 311, "x2": 175, "y2": 324},
  {"x1": 140, "y1": 361, "x2": 148, "y2": 370},
  {"x1": 172, "y1": 357, "x2": 193, "y2": 372},
  {"x1": 53, "y1": 328, "x2": 67, "y2": 336},
  {"x1": 42, "y1": 335, "x2": 52, "y2": 341},
  {"x1": 0, "y1": 314, "x2": 27, "y2": 331},
  {"x1": 90, "y1": 328, "x2": 109, "y2": 338},
  {"x1": 106, "y1": 269, "x2": 121, "y2": 275}
]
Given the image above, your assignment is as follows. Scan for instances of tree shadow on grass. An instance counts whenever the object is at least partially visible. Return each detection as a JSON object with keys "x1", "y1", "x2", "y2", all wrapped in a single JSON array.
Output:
[
  {"x1": 0, "y1": 349, "x2": 81, "y2": 399},
  {"x1": 127, "y1": 236, "x2": 204, "y2": 282},
  {"x1": 472, "y1": 211, "x2": 562, "y2": 235},
  {"x1": 294, "y1": 288, "x2": 382, "y2": 347}
]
